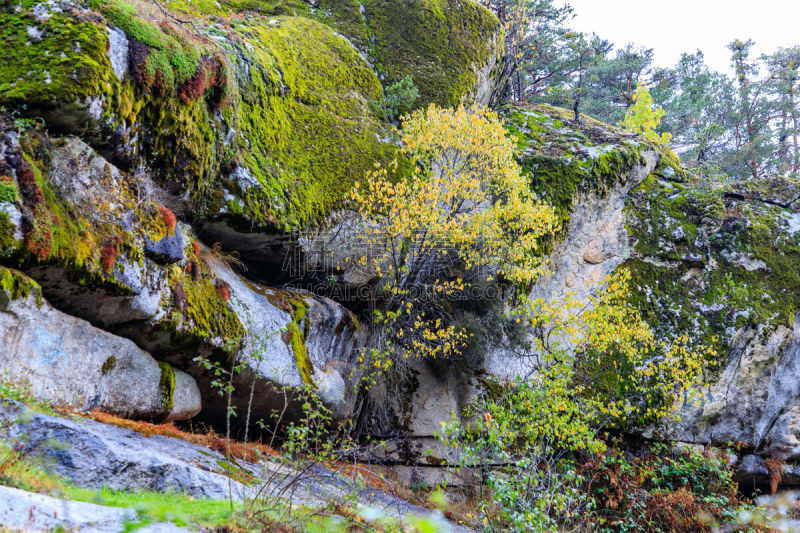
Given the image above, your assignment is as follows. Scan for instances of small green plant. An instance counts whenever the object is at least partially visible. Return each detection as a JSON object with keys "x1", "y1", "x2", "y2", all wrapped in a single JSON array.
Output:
[
  {"x1": 371, "y1": 75, "x2": 420, "y2": 123},
  {"x1": 0, "y1": 105, "x2": 45, "y2": 134}
]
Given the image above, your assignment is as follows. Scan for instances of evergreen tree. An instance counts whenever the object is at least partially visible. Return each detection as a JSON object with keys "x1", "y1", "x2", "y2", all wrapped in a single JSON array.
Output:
[
  {"x1": 480, "y1": 0, "x2": 576, "y2": 102},
  {"x1": 726, "y1": 39, "x2": 775, "y2": 179},
  {"x1": 652, "y1": 52, "x2": 732, "y2": 170},
  {"x1": 765, "y1": 47, "x2": 800, "y2": 177}
]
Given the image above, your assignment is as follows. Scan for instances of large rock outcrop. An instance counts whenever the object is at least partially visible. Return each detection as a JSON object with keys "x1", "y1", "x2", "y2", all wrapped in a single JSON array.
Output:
[
  {"x1": 13, "y1": 0, "x2": 800, "y2": 498},
  {"x1": 0, "y1": 120, "x2": 361, "y2": 425},
  {"x1": 490, "y1": 108, "x2": 800, "y2": 486},
  {"x1": 629, "y1": 176, "x2": 800, "y2": 464},
  {"x1": 0, "y1": 268, "x2": 200, "y2": 421},
  {"x1": 2, "y1": 0, "x2": 502, "y2": 238},
  {"x1": 0, "y1": 0, "x2": 504, "y2": 430}
]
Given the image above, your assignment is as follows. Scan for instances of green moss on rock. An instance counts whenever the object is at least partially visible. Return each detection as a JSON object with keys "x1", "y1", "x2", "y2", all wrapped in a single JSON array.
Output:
[
  {"x1": 0, "y1": 212, "x2": 17, "y2": 255},
  {"x1": 262, "y1": 287, "x2": 314, "y2": 385},
  {"x1": 0, "y1": 266, "x2": 42, "y2": 308},
  {"x1": 7, "y1": 146, "x2": 135, "y2": 296},
  {"x1": 318, "y1": 0, "x2": 502, "y2": 107},
  {"x1": 0, "y1": 3, "x2": 114, "y2": 104},
  {"x1": 163, "y1": 0, "x2": 310, "y2": 17},
  {"x1": 90, "y1": 0, "x2": 201, "y2": 90},
  {"x1": 178, "y1": 272, "x2": 245, "y2": 349},
  {"x1": 0, "y1": 179, "x2": 19, "y2": 204},
  {"x1": 624, "y1": 174, "x2": 800, "y2": 370},
  {"x1": 212, "y1": 15, "x2": 394, "y2": 229},
  {"x1": 101, "y1": 355, "x2": 117, "y2": 375},
  {"x1": 1, "y1": 1, "x2": 403, "y2": 230},
  {"x1": 505, "y1": 104, "x2": 650, "y2": 247},
  {"x1": 3, "y1": 0, "x2": 499, "y2": 234},
  {"x1": 157, "y1": 360, "x2": 176, "y2": 411}
]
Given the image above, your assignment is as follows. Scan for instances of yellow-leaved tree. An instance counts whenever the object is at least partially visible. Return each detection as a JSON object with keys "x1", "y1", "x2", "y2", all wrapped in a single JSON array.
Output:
[
  {"x1": 621, "y1": 83, "x2": 672, "y2": 144},
  {"x1": 344, "y1": 102, "x2": 710, "y2": 531},
  {"x1": 347, "y1": 104, "x2": 560, "y2": 380},
  {"x1": 440, "y1": 270, "x2": 710, "y2": 532}
]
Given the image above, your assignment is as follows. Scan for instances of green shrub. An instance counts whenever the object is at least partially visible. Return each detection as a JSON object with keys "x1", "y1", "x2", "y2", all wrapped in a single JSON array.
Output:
[{"x1": 371, "y1": 76, "x2": 420, "y2": 123}]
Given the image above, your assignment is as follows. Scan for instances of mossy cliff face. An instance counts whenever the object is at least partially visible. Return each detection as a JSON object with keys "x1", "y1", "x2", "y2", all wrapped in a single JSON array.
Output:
[
  {"x1": 495, "y1": 105, "x2": 800, "y2": 466},
  {"x1": 498, "y1": 106, "x2": 800, "y2": 469},
  {"x1": 0, "y1": 0, "x2": 383, "y2": 231},
  {"x1": 624, "y1": 176, "x2": 800, "y2": 361},
  {"x1": 1, "y1": 0, "x2": 113, "y2": 107},
  {"x1": 0, "y1": 122, "x2": 245, "y2": 347},
  {"x1": 1, "y1": 0, "x2": 502, "y2": 234},
  {"x1": 629, "y1": 175, "x2": 800, "y2": 462},
  {"x1": 505, "y1": 104, "x2": 667, "y2": 243},
  {"x1": 317, "y1": 0, "x2": 504, "y2": 107},
  {"x1": 0, "y1": 124, "x2": 362, "y2": 426}
]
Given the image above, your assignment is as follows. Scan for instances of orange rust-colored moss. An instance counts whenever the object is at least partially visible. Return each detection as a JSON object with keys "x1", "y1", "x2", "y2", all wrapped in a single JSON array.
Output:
[
  {"x1": 159, "y1": 205, "x2": 177, "y2": 233},
  {"x1": 331, "y1": 462, "x2": 392, "y2": 492},
  {"x1": 186, "y1": 260, "x2": 200, "y2": 281},
  {"x1": 25, "y1": 204, "x2": 56, "y2": 261},
  {"x1": 191, "y1": 240, "x2": 200, "y2": 255},
  {"x1": 100, "y1": 244, "x2": 119, "y2": 273},
  {"x1": 87, "y1": 410, "x2": 278, "y2": 462},
  {"x1": 178, "y1": 55, "x2": 223, "y2": 103},
  {"x1": 214, "y1": 278, "x2": 231, "y2": 301},
  {"x1": 16, "y1": 161, "x2": 42, "y2": 204},
  {"x1": 765, "y1": 456, "x2": 784, "y2": 495}
]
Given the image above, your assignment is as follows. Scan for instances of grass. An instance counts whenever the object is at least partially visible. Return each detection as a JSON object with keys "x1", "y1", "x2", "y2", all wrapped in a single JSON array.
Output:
[
  {"x1": 0, "y1": 438, "x2": 241, "y2": 528},
  {"x1": 65, "y1": 486, "x2": 240, "y2": 529},
  {"x1": 0, "y1": 379, "x2": 58, "y2": 416}
]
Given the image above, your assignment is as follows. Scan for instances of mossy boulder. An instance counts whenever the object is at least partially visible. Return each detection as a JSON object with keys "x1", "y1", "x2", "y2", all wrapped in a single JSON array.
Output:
[
  {"x1": 0, "y1": 0, "x2": 400, "y2": 233},
  {"x1": 624, "y1": 176, "x2": 800, "y2": 360},
  {"x1": 628, "y1": 176, "x2": 800, "y2": 459},
  {"x1": 0, "y1": 123, "x2": 364, "y2": 423},
  {"x1": 503, "y1": 104, "x2": 672, "y2": 253},
  {"x1": 0, "y1": 0, "x2": 115, "y2": 119},
  {"x1": 318, "y1": 0, "x2": 504, "y2": 107},
  {"x1": 207, "y1": 15, "x2": 395, "y2": 230}
]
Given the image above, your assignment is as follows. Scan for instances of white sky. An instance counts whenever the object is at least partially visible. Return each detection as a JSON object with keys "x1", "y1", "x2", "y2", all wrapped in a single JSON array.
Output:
[{"x1": 559, "y1": 0, "x2": 800, "y2": 74}]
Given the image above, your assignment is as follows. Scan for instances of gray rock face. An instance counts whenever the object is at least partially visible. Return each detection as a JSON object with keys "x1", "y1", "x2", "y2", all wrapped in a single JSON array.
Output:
[
  {"x1": 0, "y1": 282, "x2": 200, "y2": 422},
  {"x1": 198, "y1": 264, "x2": 362, "y2": 420},
  {"x1": 1, "y1": 401, "x2": 248, "y2": 500},
  {"x1": 0, "y1": 485, "x2": 188, "y2": 533},
  {"x1": 652, "y1": 317, "x2": 800, "y2": 460},
  {"x1": 0, "y1": 402, "x2": 472, "y2": 532},
  {"x1": 471, "y1": 29, "x2": 505, "y2": 107},
  {"x1": 18, "y1": 136, "x2": 172, "y2": 327},
  {"x1": 144, "y1": 229, "x2": 185, "y2": 263},
  {"x1": 485, "y1": 149, "x2": 660, "y2": 379},
  {"x1": 107, "y1": 25, "x2": 130, "y2": 81}
]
